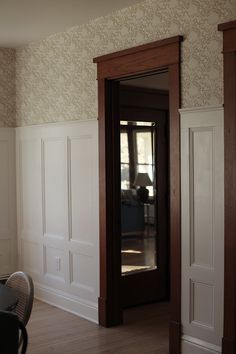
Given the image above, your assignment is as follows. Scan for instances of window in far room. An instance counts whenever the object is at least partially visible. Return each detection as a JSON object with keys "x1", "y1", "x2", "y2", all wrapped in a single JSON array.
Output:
[{"x1": 120, "y1": 121, "x2": 155, "y2": 197}]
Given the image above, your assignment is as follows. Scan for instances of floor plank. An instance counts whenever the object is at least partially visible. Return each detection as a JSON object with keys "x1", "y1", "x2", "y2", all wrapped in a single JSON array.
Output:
[{"x1": 27, "y1": 300, "x2": 169, "y2": 354}]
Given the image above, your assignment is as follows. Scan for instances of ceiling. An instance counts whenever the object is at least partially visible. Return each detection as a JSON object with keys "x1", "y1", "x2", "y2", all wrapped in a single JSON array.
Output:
[
  {"x1": 0, "y1": 0, "x2": 142, "y2": 48},
  {"x1": 121, "y1": 72, "x2": 169, "y2": 91}
]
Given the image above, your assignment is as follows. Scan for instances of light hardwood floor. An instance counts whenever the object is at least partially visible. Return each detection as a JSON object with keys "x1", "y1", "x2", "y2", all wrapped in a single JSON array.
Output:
[{"x1": 27, "y1": 300, "x2": 169, "y2": 354}]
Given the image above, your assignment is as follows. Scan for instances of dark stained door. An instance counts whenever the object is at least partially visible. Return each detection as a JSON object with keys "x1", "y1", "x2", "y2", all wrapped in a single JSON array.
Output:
[{"x1": 118, "y1": 80, "x2": 170, "y2": 308}]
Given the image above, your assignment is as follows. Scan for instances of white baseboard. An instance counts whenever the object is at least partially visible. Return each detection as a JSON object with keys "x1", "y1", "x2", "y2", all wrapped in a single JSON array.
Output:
[
  {"x1": 34, "y1": 282, "x2": 98, "y2": 324},
  {"x1": 182, "y1": 336, "x2": 222, "y2": 354}
]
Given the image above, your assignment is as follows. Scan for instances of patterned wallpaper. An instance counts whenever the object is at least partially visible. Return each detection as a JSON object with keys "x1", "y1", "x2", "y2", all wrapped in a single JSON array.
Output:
[
  {"x1": 13, "y1": 0, "x2": 236, "y2": 126},
  {"x1": 0, "y1": 49, "x2": 16, "y2": 127}
]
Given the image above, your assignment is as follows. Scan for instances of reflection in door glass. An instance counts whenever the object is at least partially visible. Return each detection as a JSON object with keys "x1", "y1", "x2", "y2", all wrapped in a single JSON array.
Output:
[{"x1": 120, "y1": 121, "x2": 157, "y2": 275}]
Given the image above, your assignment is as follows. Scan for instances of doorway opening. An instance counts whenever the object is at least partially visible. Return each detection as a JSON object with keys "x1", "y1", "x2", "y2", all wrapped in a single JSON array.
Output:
[
  {"x1": 118, "y1": 72, "x2": 170, "y2": 310},
  {"x1": 93, "y1": 36, "x2": 182, "y2": 354}
]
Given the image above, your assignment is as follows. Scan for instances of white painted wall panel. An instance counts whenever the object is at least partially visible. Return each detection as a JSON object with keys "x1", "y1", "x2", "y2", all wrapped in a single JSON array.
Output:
[
  {"x1": 69, "y1": 136, "x2": 93, "y2": 244},
  {"x1": 16, "y1": 120, "x2": 99, "y2": 322},
  {"x1": 0, "y1": 140, "x2": 10, "y2": 233},
  {"x1": 181, "y1": 106, "x2": 224, "y2": 354},
  {"x1": 190, "y1": 281, "x2": 214, "y2": 328},
  {"x1": 0, "y1": 239, "x2": 12, "y2": 275},
  {"x1": 0, "y1": 128, "x2": 16, "y2": 276},
  {"x1": 19, "y1": 139, "x2": 42, "y2": 240},
  {"x1": 42, "y1": 138, "x2": 68, "y2": 240},
  {"x1": 21, "y1": 240, "x2": 41, "y2": 276},
  {"x1": 191, "y1": 128, "x2": 213, "y2": 268},
  {"x1": 43, "y1": 245, "x2": 66, "y2": 283}
]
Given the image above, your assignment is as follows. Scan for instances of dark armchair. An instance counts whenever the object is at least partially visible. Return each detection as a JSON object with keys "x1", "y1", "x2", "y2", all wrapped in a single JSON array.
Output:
[
  {"x1": 121, "y1": 199, "x2": 145, "y2": 236},
  {"x1": 0, "y1": 311, "x2": 28, "y2": 354}
]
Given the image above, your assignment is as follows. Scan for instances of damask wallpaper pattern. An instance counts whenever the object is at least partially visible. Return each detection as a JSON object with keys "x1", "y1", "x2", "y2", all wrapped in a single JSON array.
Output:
[
  {"x1": 12, "y1": 0, "x2": 236, "y2": 126},
  {"x1": 0, "y1": 49, "x2": 16, "y2": 127}
]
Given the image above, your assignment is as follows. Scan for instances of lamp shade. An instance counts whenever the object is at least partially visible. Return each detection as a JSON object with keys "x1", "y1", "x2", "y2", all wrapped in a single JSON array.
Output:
[{"x1": 134, "y1": 172, "x2": 152, "y2": 187}]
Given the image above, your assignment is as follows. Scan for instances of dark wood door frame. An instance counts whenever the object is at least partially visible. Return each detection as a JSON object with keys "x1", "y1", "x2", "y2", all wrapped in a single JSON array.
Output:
[
  {"x1": 218, "y1": 20, "x2": 236, "y2": 354},
  {"x1": 93, "y1": 35, "x2": 183, "y2": 354}
]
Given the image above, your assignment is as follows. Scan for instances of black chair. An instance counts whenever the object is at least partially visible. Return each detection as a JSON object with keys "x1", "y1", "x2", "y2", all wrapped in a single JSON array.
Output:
[{"x1": 0, "y1": 311, "x2": 28, "y2": 354}]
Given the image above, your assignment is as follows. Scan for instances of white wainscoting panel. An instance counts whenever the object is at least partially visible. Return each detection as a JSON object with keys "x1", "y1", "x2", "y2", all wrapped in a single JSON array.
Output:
[
  {"x1": 16, "y1": 120, "x2": 99, "y2": 322},
  {"x1": 180, "y1": 106, "x2": 224, "y2": 354},
  {"x1": 42, "y1": 137, "x2": 68, "y2": 240},
  {"x1": 19, "y1": 139, "x2": 42, "y2": 241},
  {"x1": 21, "y1": 240, "x2": 41, "y2": 276},
  {"x1": 0, "y1": 128, "x2": 17, "y2": 276},
  {"x1": 69, "y1": 136, "x2": 94, "y2": 244}
]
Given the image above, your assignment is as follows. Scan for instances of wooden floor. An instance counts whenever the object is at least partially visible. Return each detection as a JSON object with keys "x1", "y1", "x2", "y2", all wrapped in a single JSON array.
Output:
[{"x1": 27, "y1": 300, "x2": 169, "y2": 354}]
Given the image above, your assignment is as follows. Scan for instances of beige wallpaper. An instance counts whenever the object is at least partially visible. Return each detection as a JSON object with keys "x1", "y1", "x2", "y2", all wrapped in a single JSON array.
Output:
[
  {"x1": 15, "y1": 0, "x2": 236, "y2": 126},
  {"x1": 0, "y1": 49, "x2": 16, "y2": 127}
]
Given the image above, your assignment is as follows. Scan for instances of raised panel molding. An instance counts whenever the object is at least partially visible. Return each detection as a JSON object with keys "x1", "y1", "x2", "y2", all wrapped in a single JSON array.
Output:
[
  {"x1": 16, "y1": 120, "x2": 99, "y2": 322},
  {"x1": 68, "y1": 135, "x2": 94, "y2": 244},
  {"x1": 189, "y1": 128, "x2": 214, "y2": 269},
  {"x1": 41, "y1": 137, "x2": 68, "y2": 240},
  {"x1": 180, "y1": 106, "x2": 224, "y2": 352},
  {"x1": 69, "y1": 251, "x2": 94, "y2": 293},
  {"x1": 69, "y1": 239, "x2": 94, "y2": 256},
  {"x1": 190, "y1": 280, "x2": 214, "y2": 329},
  {"x1": 17, "y1": 139, "x2": 42, "y2": 239}
]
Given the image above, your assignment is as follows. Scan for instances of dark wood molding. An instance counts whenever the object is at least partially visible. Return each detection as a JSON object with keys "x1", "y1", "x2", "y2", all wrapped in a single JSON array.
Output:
[
  {"x1": 218, "y1": 20, "x2": 236, "y2": 32},
  {"x1": 168, "y1": 62, "x2": 181, "y2": 334},
  {"x1": 219, "y1": 20, "x2": 236, "y2": 354},
  {"x1": 93, "y1": 35, "x2": 182, "y2": 63},
  {"x1": 94, "y1": 36, "x2": 183, "y2": 354},
  {"x1": 169, "y1": 321, "x2": 182, "y2": 354},
  {"x1": 94, "y1": 36, "x2": 183, "y2": 80}
]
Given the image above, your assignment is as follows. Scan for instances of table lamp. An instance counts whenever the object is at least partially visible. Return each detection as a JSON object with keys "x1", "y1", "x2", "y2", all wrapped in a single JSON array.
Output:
[{"x1": 134, "y1": 172, "x2": 152, "y2": 203}]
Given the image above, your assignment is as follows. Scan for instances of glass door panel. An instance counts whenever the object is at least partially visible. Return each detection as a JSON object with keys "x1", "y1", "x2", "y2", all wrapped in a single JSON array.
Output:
[{"x1": 120, "y1": 121, "x2": 157, "y2": 275}]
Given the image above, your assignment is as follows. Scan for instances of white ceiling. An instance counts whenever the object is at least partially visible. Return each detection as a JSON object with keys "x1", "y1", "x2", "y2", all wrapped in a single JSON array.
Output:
[{"x1": 0, "y1": 0, "x2": 142, "y2": 48}]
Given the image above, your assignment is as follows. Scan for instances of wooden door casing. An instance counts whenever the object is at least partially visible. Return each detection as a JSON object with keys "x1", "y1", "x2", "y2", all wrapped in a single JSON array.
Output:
[
  {"x1": 94, "y1": 35, "x2": 182, "y2": 354},
  {"x1": 218, "y1": 20, "x2": 236, "y2": 354}
]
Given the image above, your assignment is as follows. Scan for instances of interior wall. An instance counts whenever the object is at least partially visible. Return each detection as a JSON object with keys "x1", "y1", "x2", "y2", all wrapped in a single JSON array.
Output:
[
  {"x1": 0, "y1": 48, "x2": 16, "y2": 127},
  {"x1": 181, "y1": 106, "x2": 224, "y2": 354},
  {"x1": 0, "y1": 128, "x2": 16, "y2": 277},
  {"x1": 16, "y1": 120, "x2": 99, "y2": 322},
  {"x1": 0, "y1": 0, "x2": 233, "y2": 350},
  {"x1": 15, "y1": 0, "x2": 236, "y2": 126}
]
